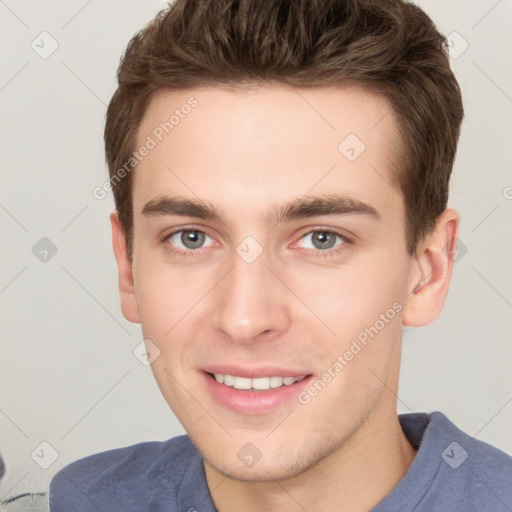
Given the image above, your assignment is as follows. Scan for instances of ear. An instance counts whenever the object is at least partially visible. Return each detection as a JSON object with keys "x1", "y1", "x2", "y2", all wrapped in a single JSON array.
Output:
[
  {"x1": 110, "y1": 211, "x2": 140, "y2": 324},
  {"x1": 402, "y1": 208, "x2": 460, "y2": 327}
]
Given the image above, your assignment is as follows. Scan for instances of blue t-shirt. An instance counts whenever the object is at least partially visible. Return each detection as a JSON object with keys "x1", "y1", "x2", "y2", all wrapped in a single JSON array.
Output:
[{"x1": 49, "y1": 411, "x2": 512, "y2": 511}]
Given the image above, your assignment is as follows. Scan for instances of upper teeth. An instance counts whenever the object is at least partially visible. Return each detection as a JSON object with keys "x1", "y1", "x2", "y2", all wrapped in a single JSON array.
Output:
[{"x1": 214, "y1": 374, "x2": 306, "y2": 390}]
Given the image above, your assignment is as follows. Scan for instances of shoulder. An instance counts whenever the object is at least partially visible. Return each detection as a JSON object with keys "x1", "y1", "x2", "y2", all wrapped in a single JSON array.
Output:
[
  {"x1": 376, "y1": 412, "x2": 511, "y2": 512},
  {"x1": 427, "y1": 411, "x2": 511, "y2": 463},
  {"x1": 423, "y1": 411, "x2": 512, "y2": 510},
  {"x1": 49, "y1": 435, "x2": 201, "y2": 511}
]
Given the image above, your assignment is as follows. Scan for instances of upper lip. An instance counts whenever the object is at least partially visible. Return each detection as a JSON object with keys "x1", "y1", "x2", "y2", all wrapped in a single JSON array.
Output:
[{"x1": 202, "y1": 365, "x2": 311, "y2": 379}]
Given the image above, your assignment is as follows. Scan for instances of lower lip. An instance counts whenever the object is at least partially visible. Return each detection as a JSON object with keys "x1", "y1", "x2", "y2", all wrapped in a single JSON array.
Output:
[{"x1": 202, "y1": 371, "x2": 313, "y2": 415}]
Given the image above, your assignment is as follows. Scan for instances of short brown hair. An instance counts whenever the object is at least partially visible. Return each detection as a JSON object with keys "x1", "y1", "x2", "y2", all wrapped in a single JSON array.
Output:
[{"x1": 104, "y1": 0, "x2": 463, "y2": 259}]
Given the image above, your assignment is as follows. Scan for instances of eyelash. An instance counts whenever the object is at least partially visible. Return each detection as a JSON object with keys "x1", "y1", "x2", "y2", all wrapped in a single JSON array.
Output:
[{"x1": 159, "y1": 226, "x2": 352, "y2": 258}]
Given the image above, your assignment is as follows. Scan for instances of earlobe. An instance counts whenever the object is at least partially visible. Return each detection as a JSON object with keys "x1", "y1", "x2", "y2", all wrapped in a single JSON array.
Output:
[
  {"x1": 110, "y1": 211, "x2": 141, "y2": 324},
  {"x1": 402, "y1": 209, "x2": 460, "y2": 327}
]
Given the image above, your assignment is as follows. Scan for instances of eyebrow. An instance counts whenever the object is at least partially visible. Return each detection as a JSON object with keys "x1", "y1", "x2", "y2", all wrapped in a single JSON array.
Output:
[{"x1": 141, "y1": 193, "x2": 381, "y2": 224}]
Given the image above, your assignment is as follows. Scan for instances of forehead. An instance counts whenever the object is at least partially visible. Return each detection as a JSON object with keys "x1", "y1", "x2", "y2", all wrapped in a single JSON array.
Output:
[{"x1": 132, "y1": 84, "x2": 403, "y2": 223}]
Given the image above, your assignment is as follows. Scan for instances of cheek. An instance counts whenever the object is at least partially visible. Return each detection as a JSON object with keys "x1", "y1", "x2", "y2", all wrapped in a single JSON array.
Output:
[
  {"x1": 287, "y1": 255, "x2": 406, "y2": 341},
  {"x1": 132, "y1": 257, "x2": 212, "y2": 337}
]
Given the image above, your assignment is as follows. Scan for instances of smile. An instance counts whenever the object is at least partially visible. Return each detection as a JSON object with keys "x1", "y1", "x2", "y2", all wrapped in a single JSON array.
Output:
[
  {"x1": 202, "y1": 370, "x2": 313, "y2": 415},
  {"x1": 211, "y1": 373, "x2": 307, "y2": 391}
]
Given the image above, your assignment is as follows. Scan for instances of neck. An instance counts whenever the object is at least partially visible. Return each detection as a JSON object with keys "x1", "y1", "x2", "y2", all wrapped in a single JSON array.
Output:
[{"x1": 204, "y1": 400, "x2": 417, "y2": 512}]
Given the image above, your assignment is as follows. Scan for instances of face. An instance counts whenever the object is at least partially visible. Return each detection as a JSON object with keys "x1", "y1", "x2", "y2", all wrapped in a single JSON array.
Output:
[{"x1": 122, "y1": 84, "x2": 419, "y2": 481}]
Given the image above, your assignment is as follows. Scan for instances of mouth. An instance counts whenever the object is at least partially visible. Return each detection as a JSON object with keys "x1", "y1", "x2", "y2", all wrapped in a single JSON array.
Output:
[
  {"x1": 208, "y1": 372, "x2": 307, "y2": 391},
  {"x1": 201, "y1": 369, "x2": 314, "y2": 415}
]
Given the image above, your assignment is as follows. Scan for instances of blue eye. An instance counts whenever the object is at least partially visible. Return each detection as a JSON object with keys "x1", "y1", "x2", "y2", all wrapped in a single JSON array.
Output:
[
  {"x1": 298, "y1": 230, "x2": 346, "y2": 251},
  {"x1": 165, "y1": 229, "x2": 215, "y2": 252},
  {"x1": 160, "y1": 227, "x2": 351, "y2": 258}
]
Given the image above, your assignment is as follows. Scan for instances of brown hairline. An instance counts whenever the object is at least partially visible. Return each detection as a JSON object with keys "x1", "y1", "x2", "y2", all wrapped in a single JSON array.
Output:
[{"x1": 104, "y1": 0, "x2": 464, "y2": 261}]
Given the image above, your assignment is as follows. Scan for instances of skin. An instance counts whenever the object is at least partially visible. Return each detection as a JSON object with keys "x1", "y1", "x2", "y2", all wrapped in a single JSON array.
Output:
[{"x1": 111, "y1": 84, "x2": 459, "y2": 511}]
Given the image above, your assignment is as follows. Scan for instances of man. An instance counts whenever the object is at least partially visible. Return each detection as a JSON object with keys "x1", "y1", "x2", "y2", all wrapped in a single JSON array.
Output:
[{"x1": 50, "y1": 0, "x2": 512, "y2": 510}]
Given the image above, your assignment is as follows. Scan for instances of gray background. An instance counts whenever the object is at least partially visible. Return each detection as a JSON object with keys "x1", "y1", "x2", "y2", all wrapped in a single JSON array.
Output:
[{"x1": 1, "y1": 0, "x2": 511, "y2": 508}]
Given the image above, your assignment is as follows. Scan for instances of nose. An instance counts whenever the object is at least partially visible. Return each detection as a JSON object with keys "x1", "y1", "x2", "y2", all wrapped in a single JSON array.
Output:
[{"x1": 212, "y1": 250, "x2": 291, "y2": 344}]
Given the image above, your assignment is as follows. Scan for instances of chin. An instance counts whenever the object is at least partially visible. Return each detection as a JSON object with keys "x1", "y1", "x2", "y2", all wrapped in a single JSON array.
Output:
[
  {"x1": 206, "y1": 453, "x2": 311, "y2": 482},
  {"x1": 201, "y1": 431, "x2": 338, "y2": 483}
]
